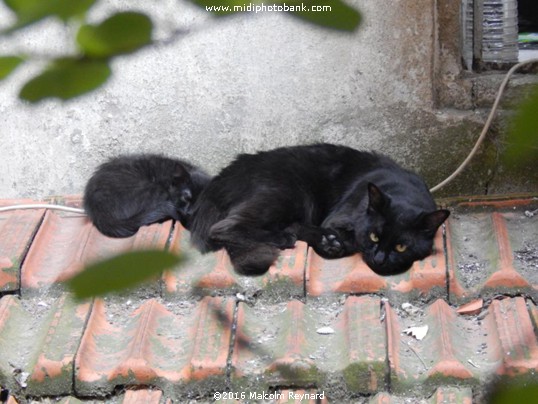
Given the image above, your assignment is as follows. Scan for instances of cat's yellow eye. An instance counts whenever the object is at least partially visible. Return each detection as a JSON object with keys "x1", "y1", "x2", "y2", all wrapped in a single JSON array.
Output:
[
  {"x1": 395, "y1": 244, "x2": 407, "y2": 253},
  {"x1": 369, "y1": 232, "x2": 379, "y2": 243}
]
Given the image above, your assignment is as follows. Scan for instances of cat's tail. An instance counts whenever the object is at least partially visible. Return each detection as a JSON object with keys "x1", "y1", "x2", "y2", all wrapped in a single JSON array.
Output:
[
  {"x1": 87, "y1": 209, "x2": 160, "y2": 238},
  {"x1": 83, "y1": 154, "x2": 213, "y2": 238},
  {"x1": 84, "y1": 194, "x2": 178, "y2": 238}
]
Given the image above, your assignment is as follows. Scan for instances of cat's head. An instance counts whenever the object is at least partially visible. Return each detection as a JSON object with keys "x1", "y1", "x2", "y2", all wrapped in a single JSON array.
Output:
[{"x1": 358, "y1": 183, "x2": 449, "y2": 276}]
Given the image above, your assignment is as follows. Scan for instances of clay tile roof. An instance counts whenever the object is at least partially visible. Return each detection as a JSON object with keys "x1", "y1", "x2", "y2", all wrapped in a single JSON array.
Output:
[{"x1": 0, "y1": 196, "x2": 537, "y2": 402}]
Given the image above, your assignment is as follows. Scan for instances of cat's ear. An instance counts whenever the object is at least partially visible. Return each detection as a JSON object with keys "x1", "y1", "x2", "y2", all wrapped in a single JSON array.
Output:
[
  {"x1": 172, "y1": 165, "x2": 188, "y2": 182},
  {"x1": 419, "y1": 209, "x2": 450, "y2": 234},
  {"x1": 367, "y1": 183, "x2": 387, "y2": 213}
]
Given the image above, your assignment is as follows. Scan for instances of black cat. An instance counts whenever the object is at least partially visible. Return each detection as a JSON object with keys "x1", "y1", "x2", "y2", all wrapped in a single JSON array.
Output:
[
  {"x1": 84, "y1": 154, "x2": 211, "y2": 237},
  {"x1": 190, "y1": 143, "x2": 449, "y2": 276}
]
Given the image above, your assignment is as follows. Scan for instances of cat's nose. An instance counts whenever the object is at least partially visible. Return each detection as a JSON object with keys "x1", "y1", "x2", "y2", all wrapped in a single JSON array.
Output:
[{"x1": 373, "y1": 251, "x2": 387, "y2": 266}]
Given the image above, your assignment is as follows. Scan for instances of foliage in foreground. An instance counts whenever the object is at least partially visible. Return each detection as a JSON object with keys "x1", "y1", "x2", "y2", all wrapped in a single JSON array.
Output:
[{"x1": 0, "y1": 0, "x2": 361, "y2": 102}]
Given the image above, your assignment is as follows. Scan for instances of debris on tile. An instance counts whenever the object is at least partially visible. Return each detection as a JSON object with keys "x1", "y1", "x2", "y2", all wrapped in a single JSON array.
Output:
[
  {"x1": 514, "y1": 245, "x2": 538, "y2": 269},
  {"x1": 13, "y1": 370, "x2": 29, "y2": 388},
  {"x1": 457, "y1": 298, "x2": 484, "y2": 315},
  {"x1": 235, "y1": 291, "x2": 257, "y2": 305},
  {"x1": 316, "y1": 326, "x2": 335, "y2": 335},
  {"x1": 236, "y1": 292, "x2": 247, "y2": 301},
  {"x1": 402, "y1": 325, "x2": 429, "y2": 340},
  {"x1": 468, "y1": 359, "x2": 481, "y2": 368},
  {"x1": 524, "y1": 208, "x2": 538, "y2": 218},
  {"x1": 401, "y1": 302, "x2": 422, "y2": 316}
]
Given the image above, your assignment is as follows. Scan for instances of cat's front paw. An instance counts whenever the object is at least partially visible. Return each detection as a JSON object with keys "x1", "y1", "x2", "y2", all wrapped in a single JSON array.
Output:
[{"x1": 319, "y1": 232, "x2": 345, "y2": 258}]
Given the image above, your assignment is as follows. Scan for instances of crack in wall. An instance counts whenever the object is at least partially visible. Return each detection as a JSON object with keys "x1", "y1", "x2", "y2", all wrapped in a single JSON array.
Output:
[{"x1": 483, "y1": 140, "x2": 502, "y2": 195}]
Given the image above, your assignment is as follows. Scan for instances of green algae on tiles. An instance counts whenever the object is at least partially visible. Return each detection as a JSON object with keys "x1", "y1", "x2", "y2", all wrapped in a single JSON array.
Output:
[
  {"x1": 343, "y1": 361, "x2": 387, "y2": 393},
  {"x1": 231, "y1": 301, "x2": 323, "y2": 391},
  {"x1": 25, "y1": 296, "x2": 91, "y2": 396},
  {"x1": 0, "y1": 294, "x2": 91, "y2": 397},
  {"x1": 0, "y1": 256, "x2": 20, "y2": 293},
  {"x1": 337, "y1": 296, "x2": 387, "y2": 393},
  {"x1": 0, "y1": 296, "x2": 29, "y2": 395}
]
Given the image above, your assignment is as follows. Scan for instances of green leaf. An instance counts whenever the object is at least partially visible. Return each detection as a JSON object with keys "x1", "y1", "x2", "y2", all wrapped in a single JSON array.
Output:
[
  {"x1": 65, "y1": 250, "x2": 183, "y2": 300},
  {"x1": 77, "y1": 12, "x2": 153, "y2": 58},
  {"x1": 504, "y1": 84, "x2": 538, "y2": 164},
  {"x1": 4, "y1": 0, "x2": 96, "y2": 30},
  {"x1": 290, "y1": 0, "x2": 361, "y2": 31},
  {"x1": 0, "y1": 56, "x2": 24, "y2": 80},
  {"x1": 19, "y1": 58, "x2": 111, "y2": 102}
]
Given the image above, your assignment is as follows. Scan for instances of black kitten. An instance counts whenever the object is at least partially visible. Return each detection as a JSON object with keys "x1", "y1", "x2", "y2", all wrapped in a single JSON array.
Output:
[
  {"x1": 190, "y1": 143, "x2": 449, "y2": 276},
  {"x1": 84, "y1": 154, "x2": 211, "y2": 237}
]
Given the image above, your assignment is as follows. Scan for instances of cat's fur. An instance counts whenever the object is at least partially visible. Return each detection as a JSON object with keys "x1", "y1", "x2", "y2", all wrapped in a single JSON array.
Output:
[
  {"x1": 84, "y1": 154, "x2": 211, "y2": 237},
  {"x1": 190, "y1": 143, "x2": 449, "y2": 276}
]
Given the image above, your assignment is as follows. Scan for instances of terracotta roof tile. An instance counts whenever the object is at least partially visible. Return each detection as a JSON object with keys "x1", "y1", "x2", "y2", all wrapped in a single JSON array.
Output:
[
  {"x1": 164, "y1": 225, "x2": 307, "y2": 301},
  {"x1": 428, "y1": 386, "x2": 474, "y2": 403},
  {"x1": 231, "y1": 299, "x2": 322, "y2": 391},
  {"x1": 75, "y1": 296, "x2": 233, "y2": 397},
  {"x1": 486, "y1": 297, "x2": 538, "y2": 377},
  {"x1": 21, "y1": 210, "x2": 173, "y2": 295},
  {"x1": 334, "y1": 296, "x2": 386, "y2": 393},
  {"x1": 0, "y1": 202, "x2": 45, "y2": 292},
  {"x1": 371, "y1": 386, "x2": 473, "y2": 403},
  {"x1": 387, "y1": 296, "x2": 538, "y2": 395},
  {"x1": 232, "y1": 296, "x2": 386, "y2": 397},
  {"x1": 14, "y1": 389, "x2": 167, "y2": 403},
  {"x1": 122, "y1": 389, "x2": 164, "y2": 404},
  {"x1": 447, "y1": 203, "x2": 538, "y2": 304},
  {"x1": 306, "y1": 230, "x2": 447, "y2": 303},
  {"x1": 0, "y1": 295, "x2": 27, "y2": 393},
  {"x1": 0, "y1": 294, "x2": 90, "y2": 397},
  {"x1": 0, "y1": 196, "x2": 537, "y2": 402}
]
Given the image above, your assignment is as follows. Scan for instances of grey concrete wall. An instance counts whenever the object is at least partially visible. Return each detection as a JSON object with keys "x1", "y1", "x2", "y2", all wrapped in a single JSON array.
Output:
[{"x1": 0, "y1": 0, "x2": 536, "y2": 200}]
